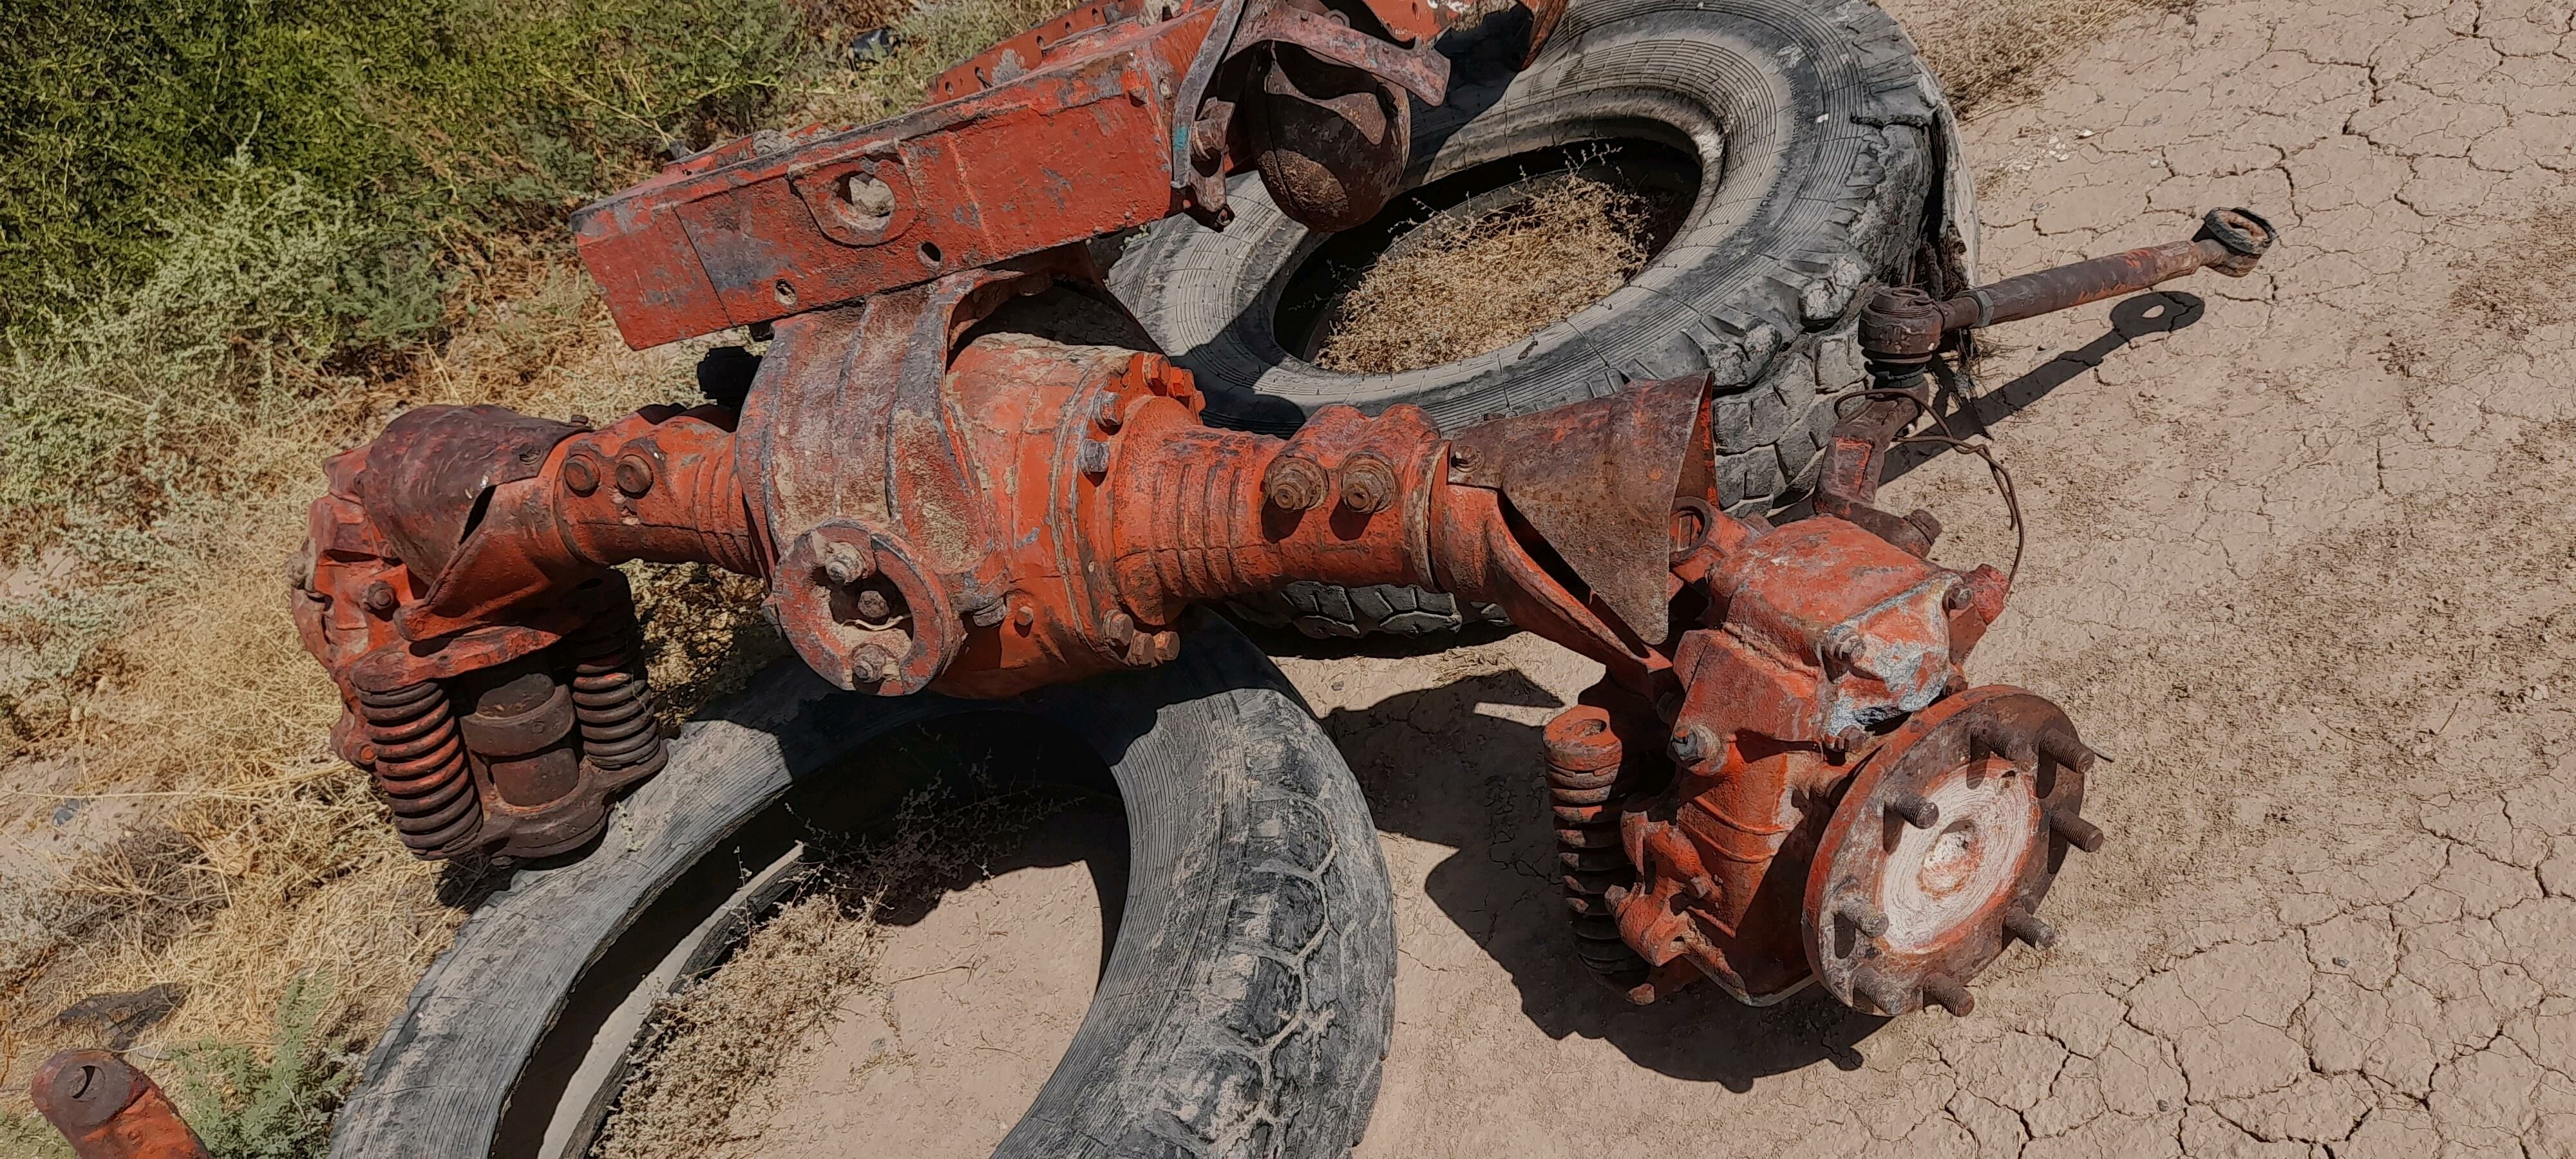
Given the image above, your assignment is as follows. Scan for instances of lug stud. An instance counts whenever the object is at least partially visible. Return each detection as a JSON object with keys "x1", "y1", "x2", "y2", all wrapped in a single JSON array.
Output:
[
  {"x1": 2041, "y1": 734, "x2": 2098, "y2": 773},
  {"x1": 1887, "y1": 791, "x2": 1940, "y2": 829},
  {"x1": 2049, "y1": 809, "x2": 2106, "y2": 852},
  {"x1": 2003, "y1": 905, "x2": 2058, "y2": 948},
  {"x1": 1839, "y1": 897, "x2": 1890, "y2": 938},
  {"x1": 1852, "y1": 966, "x2": 1909, "y2": 1015},
  {"x1": 1921, "y1": 972, "x2": 1975, "y2": 1016}
]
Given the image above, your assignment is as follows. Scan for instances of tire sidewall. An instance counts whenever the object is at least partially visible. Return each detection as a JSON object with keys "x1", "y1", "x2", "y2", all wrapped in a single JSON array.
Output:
[
  {"x1": 329, "y1": 621, "x2": 1394, "y2": 1159},
  {"x1": 1111, "y1": 0, "x2": 1942, "y2": 440}
]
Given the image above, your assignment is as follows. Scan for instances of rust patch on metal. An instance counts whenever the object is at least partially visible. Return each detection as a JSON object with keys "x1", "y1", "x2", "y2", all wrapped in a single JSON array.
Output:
[{"x1": 31, "y1": 1051, "x2": 209, "y2": 1159}]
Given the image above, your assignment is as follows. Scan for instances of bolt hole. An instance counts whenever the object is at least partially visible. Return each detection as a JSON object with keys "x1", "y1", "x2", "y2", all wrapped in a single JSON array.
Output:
[
  {"x1": 773, "y1": 279, "x2": 797, "y2": 305},
  {"x1": 918, "y1": 240, "x2": 943, "y2": 267},
  {"x1": 71, "y1": 1064, "x2": 98, "y2": 1099}
]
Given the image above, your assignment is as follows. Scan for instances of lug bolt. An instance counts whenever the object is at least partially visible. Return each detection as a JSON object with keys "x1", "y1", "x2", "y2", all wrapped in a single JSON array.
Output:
[
  {"x1": 362, "y1": 580, "x2": 398, "y2": 616},
  {"x1": 1092, "y1": 395, "x2": 1123, "y2": 433},
  {"x1": 1262, "y1": 454, "x2": 1329, "y2": 511},
  {"x1": 853, "y1": 589, "x2": 893, "y2": 621},
  {"x1": 2003, "y1": 905, "x2": 2058, "y2": 948},
  {"x1": 1887, "y1": 791, "x2": 1940, "y2": 829},
  {"x1": 614, "y1": 453, "x2": 655, "y2": 497},
  {"x1": 562, "y1": 455, "x2": 600, "y2": 495},
  {"x1": 1838, "y1": 897, "x2": 1890, "y2": 937},
  {"x1": 1151, "y1": 631, "x2": 1181, "y2": 663},
  {"x1": 1852, "y1": 966, "x2": 1909, "y2": 1015},
  {"x1": 823, "y1": 542, "x2": 873, "y2": 585},
  {"x1": 1340, "y1": 453, "x2": 1397, "y2": 514},
  {"x1": 1076, "y1": 438, "x2": 1113, "y2": 475},
  {"x1": 1921, "y1": 972, "x2": 1976, "y2": 1016},
  {"x1": 1102, "y1": 609, "x2": 1137, "y2": 645},
  {"x1": 2049, "y1": 809, "x2": 2107, "y2": 853},
  {"x1": 2041, "y1": 735, "x2": 2098, "y2": 773}
]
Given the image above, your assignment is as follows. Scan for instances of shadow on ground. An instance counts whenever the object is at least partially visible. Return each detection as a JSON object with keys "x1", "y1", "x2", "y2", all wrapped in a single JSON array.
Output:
[{"x1": 1321, "y1": 671, "x2": 1887, "y2": 1090}]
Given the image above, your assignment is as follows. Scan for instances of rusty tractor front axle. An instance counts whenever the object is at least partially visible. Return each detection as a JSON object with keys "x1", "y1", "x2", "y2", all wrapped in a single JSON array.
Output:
[{"x1": 286, "y1": 0, "x2": 2278, "y2": 1022}]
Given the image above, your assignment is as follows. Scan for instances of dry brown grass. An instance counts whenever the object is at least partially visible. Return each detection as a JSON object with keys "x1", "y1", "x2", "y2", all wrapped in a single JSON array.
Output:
[
  {"x1": 1311, "y1": 175, "x2": 1662, "y2": 375},
  {"x1": 594, "y1": 787, "x2": 1059, "y2": 1159},
  {"x1": 1908, "y1": 0, "x2": 2183, "y2": 117},
  {"x1": 1, "y1": 0, "x2": 1063, "y2": 1112},
  {"x1": 0, "y1": 258, "x2": 751, "y2": 1088}
]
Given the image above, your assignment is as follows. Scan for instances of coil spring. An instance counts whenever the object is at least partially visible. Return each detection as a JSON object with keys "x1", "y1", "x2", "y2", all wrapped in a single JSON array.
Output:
[
  {"x1": 567, "y1": 608, "x2": 666, "y2": 778},
  {"x1": 358, "y1": 681, "x2": 483, "y2": 856},
  {"x1": 1544, "y1": 706, "x2": 1646, "y2": 981}
]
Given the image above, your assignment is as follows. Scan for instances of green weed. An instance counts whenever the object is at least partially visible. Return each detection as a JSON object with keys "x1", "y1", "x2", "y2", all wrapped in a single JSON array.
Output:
[
  {"x1": 170, "y1": 976, "x2": 356, "y2": 1159},
  {"x1": 0, "y1": 1109, "x2": 74, "y2": 1159},
  {"x1": 0, "y1": 0, "x2": 853, "y2": 324}
]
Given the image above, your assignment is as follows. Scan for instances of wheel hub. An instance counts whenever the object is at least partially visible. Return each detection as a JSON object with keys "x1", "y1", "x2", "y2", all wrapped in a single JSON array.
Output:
[{"x1": 1803, "y1": 686, "x2": 2094, "y2": 1016}]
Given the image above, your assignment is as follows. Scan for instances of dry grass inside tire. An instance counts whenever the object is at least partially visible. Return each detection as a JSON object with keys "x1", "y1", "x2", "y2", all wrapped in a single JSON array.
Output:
[{"x1": 1309, "y1": 175, "x2": 1670, "y2": 375}]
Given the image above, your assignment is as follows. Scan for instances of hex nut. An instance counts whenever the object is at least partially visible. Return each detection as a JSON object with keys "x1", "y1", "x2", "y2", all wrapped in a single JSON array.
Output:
[
  {"x1": 1263, "y1": 453, "x2": 1329, "y2": 511},
  {"x1": 1339, "y1": 453, "x2": 1397, "y2": 514}
]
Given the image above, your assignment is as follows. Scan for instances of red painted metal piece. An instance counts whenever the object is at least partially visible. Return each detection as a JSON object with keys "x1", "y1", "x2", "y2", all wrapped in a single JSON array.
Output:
[
  {"x1": 290, "y1": 403, "x2": 753, "y2": 858},
  {"x1": 573, "y1": 0, "x2": 1489, "y2": 348},
  {"x1": 30, "y1": 1051, "x2": 209, "y2": 1159},
  {"x1": 284, "y1": 0, "x2": 2284, "y2": 1017},
  {"x1": 1802, "y1": 686, "x2": 2094, "y2": 1016}
]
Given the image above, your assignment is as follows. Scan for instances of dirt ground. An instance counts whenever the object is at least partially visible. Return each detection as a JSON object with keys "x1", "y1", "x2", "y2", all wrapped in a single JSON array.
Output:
[{"x1": 699, "y1": 0, "x2": 2576, "y2": 1155}]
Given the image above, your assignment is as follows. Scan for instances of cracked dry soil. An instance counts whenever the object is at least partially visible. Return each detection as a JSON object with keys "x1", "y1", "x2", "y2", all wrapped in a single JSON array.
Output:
[{"x1": 725, "y1": 0, "x2": 2576, "y2": 1154}]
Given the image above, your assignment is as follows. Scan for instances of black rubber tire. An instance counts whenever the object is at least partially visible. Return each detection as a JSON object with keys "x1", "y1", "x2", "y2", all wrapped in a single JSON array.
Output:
[
  {"x1": 1110, "y1": 0, "x2": 1964, "y2": 637},
  {"x1": 329, "y1": 619, "x2": 1395, "y2": 1159}
]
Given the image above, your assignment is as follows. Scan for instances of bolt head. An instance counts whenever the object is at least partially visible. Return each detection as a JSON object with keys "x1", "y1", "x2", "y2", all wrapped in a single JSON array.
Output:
[
  {"x1": 1450, "y1": 444, "x2": 1480, "y2": 471},
  {"x1": 613, "y1": 453, "x2": 654, "y2": 497},
  {"x1": 562, "y1": 455, "x2": 600, "y2": 495},
  {"x1": 1945, "y1": 582, "x2": 1974, "y2": 611},
  {"x1": 1012, "y1": 604, "x2": 1036, "y2": 628},
  {"x1": 851, "y1": 645, "x2": 897, "y2": 684},
  {"x1": 822, "y1": 543, "x2": 871, "y2": 585},
  {"x1": 363, "y1": 580, "x2": 398, "y2": 615},
  {"x1": 853, "y1": 589, "x2": 893, "y2": 621},
  {"x1": 1668, "y1": 723, "x2": 1716, "y2": 765}
]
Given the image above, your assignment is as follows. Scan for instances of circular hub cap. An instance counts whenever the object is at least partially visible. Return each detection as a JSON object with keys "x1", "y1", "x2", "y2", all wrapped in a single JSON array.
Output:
[{"x1": 1879, "y1": 757, "x2": 2039, "y2": 954}]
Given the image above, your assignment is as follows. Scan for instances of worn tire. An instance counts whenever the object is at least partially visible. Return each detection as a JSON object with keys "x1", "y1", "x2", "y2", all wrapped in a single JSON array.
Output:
[
  {"x1": 1110, "y1": 0, "x2": 1970, "y2": 637},
  {"x1": 329, "y1": 619, "x2": 1395, "y2": 1159}
]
